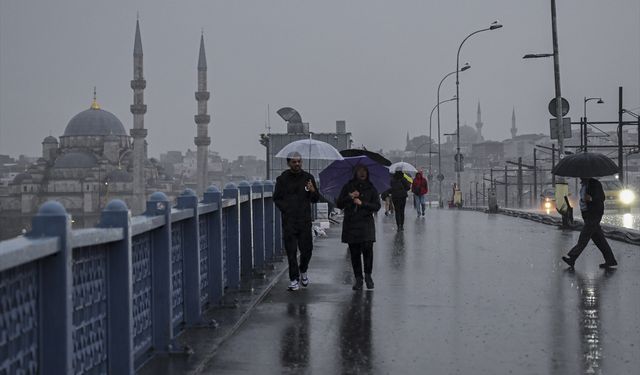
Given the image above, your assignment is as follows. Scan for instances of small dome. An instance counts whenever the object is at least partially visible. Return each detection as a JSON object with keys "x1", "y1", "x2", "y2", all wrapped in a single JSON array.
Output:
[
  {"x1": 12, "y1": 173, "x2": 33, "y2": 184},
  {"x1": 43, "y1": 136, "x2": 58, "y2": 144},
  {"x1": 63, "y1": 107, "x2": 126, "y2": 136},
  {"x1": 53, "y1": 151, "x2": 98, "y2": 169},
  {"x1": 106, "y1": 169, "x2": 133, "y2": 182}
]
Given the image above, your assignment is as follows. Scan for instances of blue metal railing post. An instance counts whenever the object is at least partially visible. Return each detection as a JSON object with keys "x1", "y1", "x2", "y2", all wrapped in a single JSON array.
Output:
[
  {"x1": 176, "y1": 188, "x2": 203, "y2": 325},
  {"x1": 203, "y1": 186, "x2": 223, "y2": 304},
  {"x1": 145, "y1": 192, "x2": 174, "y2": 351},
  {"x1": 263, "y1": 180, "x2": 275, "y2": 261},
  {"x1": 222, "y1": 183, "x2": 241, "y2": 289},
  {"x1": 251, "y1": 181, "x2": 265, "y2": 270},
  {"x1": 28, "y1": 201, "x2": 73, "y2": 374},
  {"x1": 274, "y1": 204, "x2": 283, "y2": 257},
  {"x1": 99, "y1": 199, "x2": 134, "y2": 374},
  {"x1": 237, "y1": 181, "x2": 254, "y2": 278}
]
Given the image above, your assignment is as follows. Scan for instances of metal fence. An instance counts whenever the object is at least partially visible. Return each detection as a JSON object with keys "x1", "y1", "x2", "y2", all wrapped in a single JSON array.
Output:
[{"x1": 0, "y1": 181, "x2": 282, "y2": 374}]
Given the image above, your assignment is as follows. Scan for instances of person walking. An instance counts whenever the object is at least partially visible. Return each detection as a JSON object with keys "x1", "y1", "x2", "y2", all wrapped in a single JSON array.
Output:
[
  {"x1": 337, "y1": 165, "x2": 381, "y2": 290},
  {"x1": 389, "y1": 170, "x2": 411, "y2": 231},
  {"x1": 412, "y1": 170, "x2": 429, "y2": 217},
  {"x1": 273, "y1": 152, "x2": 321, "y2": 291},
  {"x1": 562, "y1": 177, "x2": 618, "y2": 269}
]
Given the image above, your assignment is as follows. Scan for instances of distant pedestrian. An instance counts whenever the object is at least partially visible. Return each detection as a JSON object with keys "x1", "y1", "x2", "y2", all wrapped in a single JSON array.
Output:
[
  {"x1": 389, "y1": 170, "x2": 411, "y2": 231},
  {"x1": 562, "y1": 177, "x2": 618, "y2": 269},
  {"x1": 337, "y1": 165, "x2": 381, "y2": 290},
  {"x1": 273, "y1": 152, "x2": 321, "y2": 291},
  {"x1": 412, "y1": 170, "x2": 429, "y2": 217},
  {"x1": 381, "y1": 190, "x2": 394, "y2": 216}
]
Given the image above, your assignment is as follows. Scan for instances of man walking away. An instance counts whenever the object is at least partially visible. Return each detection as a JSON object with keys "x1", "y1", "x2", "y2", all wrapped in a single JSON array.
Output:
[
  {"x1": 412, "y1": 170, "x2": 429, "y2": 217},
  {"x1": 389, "y1": 170, "x2": 411, "y2": 231},
  {"x1": 562, "y1": 177, "x2": 618, "y2": 269},
  {"x1": 274, "y1": 152, "x2": 321, "y2": 290}
]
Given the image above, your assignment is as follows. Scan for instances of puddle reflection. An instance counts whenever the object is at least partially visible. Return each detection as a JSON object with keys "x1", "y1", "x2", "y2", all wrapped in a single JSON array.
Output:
[
  {"x1": 339, "y1": 292, "x2": 373, "y2": 374},
  {"x1": 280, "y1": 303, "x2": 310, "y2": 371}
]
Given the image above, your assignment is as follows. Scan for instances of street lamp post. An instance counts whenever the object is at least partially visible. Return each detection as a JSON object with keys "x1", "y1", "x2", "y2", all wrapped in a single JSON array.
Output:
[
  {"x1": 437, "y1": 64, "x2": 470, "y2": 207},
  {"x1": 455, "y1": 21, "x2": 502, "y2": 192},
  {"x1": 583, "y1": 97, "x2": 604, "y2": 152},
  {"x1": 429, "y1": 95, "x2": 457, "y2": 175}
]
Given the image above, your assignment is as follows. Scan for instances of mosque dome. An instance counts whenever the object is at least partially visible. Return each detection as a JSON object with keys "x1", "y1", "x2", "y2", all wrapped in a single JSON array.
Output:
[
  {"x1": 53, "y1": 151, "x2": 98, "y2": 169},
  {"x1": 63, "y1": 105, "x2": 126, "y2": 137},
  {"x1": 42, "y1": 136, "x2": 58, "y2": 144},
  {"x1": 106, "y1": 169, "x2": 133, "y2": 182}
]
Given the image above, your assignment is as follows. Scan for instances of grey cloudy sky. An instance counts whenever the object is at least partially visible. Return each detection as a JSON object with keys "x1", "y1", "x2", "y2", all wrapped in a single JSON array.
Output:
[{"x1": 1, "y1": 0, "x2": 638, "y2": 160}]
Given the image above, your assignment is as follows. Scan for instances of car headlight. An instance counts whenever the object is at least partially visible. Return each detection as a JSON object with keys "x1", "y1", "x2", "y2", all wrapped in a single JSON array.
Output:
[
  {"x1": 544, "y1": 201, "x2": 551, "y2": 209},
  {"x1": 619, "y1": 189, "x2": 635, "y2": 205}
]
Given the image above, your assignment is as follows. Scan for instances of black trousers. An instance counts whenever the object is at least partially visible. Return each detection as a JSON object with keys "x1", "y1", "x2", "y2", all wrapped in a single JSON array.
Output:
[
  {"x1": 392, "y1": 198, "x2": 406, "y2": 227},
  {"x1": 283, "y1": 221, "x2": 313, "y2": 281},
  {"x1": 349, "y1": 242, "x2": 373, "y2": 279},
  {"x1": 567, "y1": 213, "x2": 617, "y2": 263}
]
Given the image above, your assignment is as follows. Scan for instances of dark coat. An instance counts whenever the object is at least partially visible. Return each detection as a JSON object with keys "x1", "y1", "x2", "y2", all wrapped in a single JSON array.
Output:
[
  {"x1": 336, "y1": 178, "x2": 381, "y2": 244},
  {"x1": 273, "y1": 169, "x2": 320, "y2": 226},
  {"x1": 582, "y1": 178, "x2": 605, "y2": 216},
  {"x1": 389, "y1": 173, "x2": 410, "y2": 200}
]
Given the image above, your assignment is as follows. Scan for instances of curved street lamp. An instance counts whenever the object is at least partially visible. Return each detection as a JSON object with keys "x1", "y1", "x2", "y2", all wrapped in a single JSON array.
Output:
[
  {"x1": 429, "y1": 95, "x2": 457, "y2": 177},
  {"x1": 582, "y1": 97, "x2": 604, "y2": 151},
  {"x1": 437, "y1": 63, "x2": 469, "y2": 207},
  {"x1": 455, "y1": 21, "x2": 502, "y2": 190}
]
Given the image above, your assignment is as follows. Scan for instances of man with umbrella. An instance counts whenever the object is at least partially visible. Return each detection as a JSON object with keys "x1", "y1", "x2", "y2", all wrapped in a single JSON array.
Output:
[
  {"x1": 274, "y1": 152, "x2": 321, "y2": 290},
  {"x1": 555, "y1": 153, "x2": 619, "y2": 269}
]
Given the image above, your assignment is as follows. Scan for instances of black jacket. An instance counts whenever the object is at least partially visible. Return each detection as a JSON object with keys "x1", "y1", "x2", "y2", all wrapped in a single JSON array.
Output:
[
  {"x1": 582, "y1": 178, "x2": 605, "y2": 216},
  {"x1": 336, "y1": 178, "x2": 381, "y2": 244},
  {"x1": 273, "y1": 169, "x2": 320, "y2": 223},
  {"x1": 389, "y1": 174, "x2": 411, "y2": 199}
]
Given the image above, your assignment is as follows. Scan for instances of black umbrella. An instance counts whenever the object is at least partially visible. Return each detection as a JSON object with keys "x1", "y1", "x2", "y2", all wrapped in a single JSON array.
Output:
[
  {"x1": 551, "y1": 152, "x2": 619, "y2": 177},
  {"x1": 339, "y1": 149, "x2": 391, "y2": 166}
]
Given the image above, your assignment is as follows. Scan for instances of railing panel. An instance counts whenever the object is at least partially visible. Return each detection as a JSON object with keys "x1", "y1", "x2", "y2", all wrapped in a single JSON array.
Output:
[
  {"x1": 170, "y1": 223, "x2": 185, "y2": 331},
  {"x1": 0, "y1": 262, "x2": 39, "y2": 375},
  {"x1": 221, "y1": 208, "x2": 228, "y2": 289},
  {"x1": 198, "y1": 215, "x2": 209, "y2": 311},
  {"x1": 131, "y1": 233, "x2": 153, "y2": 363},
  {"x1": 72, "y1": 245, "x2": 108, "y2": 375}
]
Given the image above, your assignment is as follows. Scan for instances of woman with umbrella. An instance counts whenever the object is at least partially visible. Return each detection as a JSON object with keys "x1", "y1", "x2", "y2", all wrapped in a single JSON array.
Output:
[
  {"x1": 554, "y1": 153, "x2": 619, "y2": 269},
  {"x1": 336, "y1": 165, "x2": 381, "y2": 290}
]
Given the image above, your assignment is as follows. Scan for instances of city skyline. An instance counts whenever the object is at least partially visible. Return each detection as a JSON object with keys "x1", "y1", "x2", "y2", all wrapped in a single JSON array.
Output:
[{"x1": 1, "y1": 0, "x2": 638, "y2": 160}]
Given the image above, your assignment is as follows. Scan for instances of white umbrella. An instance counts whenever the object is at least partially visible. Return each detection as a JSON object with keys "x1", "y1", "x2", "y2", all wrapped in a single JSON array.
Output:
[
  {"x1": 275, "y1": 139, "x2": 344, "y2": 161},
  {"x1": 389, "y1": 161, "x2": 418, "y2": 175}
]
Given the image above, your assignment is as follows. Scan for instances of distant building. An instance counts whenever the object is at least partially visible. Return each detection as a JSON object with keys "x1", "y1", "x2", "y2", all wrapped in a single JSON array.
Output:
[{"x1": 260, "y1": 111, "x2": 352, "y2": 179}]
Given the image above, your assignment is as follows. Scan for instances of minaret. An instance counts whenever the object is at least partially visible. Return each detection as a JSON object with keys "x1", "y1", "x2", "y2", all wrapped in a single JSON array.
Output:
[
  {"x1": 130, "y1": 18, "x2": 148, "y2": 214},
  {"x1": 475, "y1": 102, "x2": 484, "y2": 141},
  {"x1": 510, "y1": 107, "x2": 518, "y2": 139},
  {"x1": 194, "y1": 32, "x2": 211, "y2": 196},
  {"x1": 406, "y1": 132, "x2": 410, "y2": 149}
]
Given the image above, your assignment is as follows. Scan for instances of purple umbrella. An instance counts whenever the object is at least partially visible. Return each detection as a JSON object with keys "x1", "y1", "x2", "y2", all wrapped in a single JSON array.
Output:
[{"x1": 319, "y1": 156, "x2": 390, "y2": 204}]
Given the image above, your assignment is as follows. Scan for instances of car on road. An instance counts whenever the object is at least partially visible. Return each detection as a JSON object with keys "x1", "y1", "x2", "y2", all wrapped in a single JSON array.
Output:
[{"x1": 600, "y1": 177, "x2": 636, "y2": 212}]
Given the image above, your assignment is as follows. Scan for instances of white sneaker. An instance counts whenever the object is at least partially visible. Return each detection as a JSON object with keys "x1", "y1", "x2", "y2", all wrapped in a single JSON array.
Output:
[
  {"x1": 288, "y1": 280, "x2": 300, "y2": 291},
  {"x1": 300, "y1": 273, "x2": 309, "y2": 287}
]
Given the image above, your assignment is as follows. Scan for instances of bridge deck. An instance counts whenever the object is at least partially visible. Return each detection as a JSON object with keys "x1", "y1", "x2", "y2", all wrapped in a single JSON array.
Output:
[{"x1": 160, "y1": 209, "x2": 640, "y2": 374}]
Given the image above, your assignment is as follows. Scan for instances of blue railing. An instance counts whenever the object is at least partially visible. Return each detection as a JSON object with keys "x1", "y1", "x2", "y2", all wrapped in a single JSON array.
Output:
[{"x1": 0, "y1": 181, "x2": 281, "y2": 374}]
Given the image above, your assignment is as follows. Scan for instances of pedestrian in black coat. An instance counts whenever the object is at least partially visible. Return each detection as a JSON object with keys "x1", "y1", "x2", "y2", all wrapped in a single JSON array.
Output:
[
  {"x1": 337, "y1": 165, "x2": 381, "y2": 290},
  {"x1": 387, "y1": 170, "x2": 411, "y2": 230},
  {"x1": 562, "y1": 177, "x2": 618, "y2": 269},
  {"x1": 273, "y1": 152, "x2": 320, "y2": 290}
]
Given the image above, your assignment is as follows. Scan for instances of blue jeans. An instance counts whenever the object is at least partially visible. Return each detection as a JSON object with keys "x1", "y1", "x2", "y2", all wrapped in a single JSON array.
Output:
[{"x1": 414, "y1": 194, "x2": 426, "y2": 215}]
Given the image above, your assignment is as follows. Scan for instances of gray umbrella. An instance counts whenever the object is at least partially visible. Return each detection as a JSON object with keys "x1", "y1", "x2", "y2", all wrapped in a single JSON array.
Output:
[{"x1": 551, "y1": 152, "x2": 619, "y2": 177}]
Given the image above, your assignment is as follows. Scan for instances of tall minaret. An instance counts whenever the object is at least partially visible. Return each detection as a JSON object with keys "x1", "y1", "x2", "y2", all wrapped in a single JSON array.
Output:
[
  {"x1": 130, "y1": 18, "x2": 148, "y2": 214},
  {"x1": 194, "y1": 32, "x2": 211, "y2": 196},
  {"x1": 475, "y1": 102, "x2": 484, "y2": 141},
  {"x1": 510, "y1": 107, "x2": 518, "y2": 139}
]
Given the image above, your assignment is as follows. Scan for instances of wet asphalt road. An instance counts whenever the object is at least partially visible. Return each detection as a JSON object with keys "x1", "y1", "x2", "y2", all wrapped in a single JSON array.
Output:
[{"x1": 198, "y1": 208, "x2": 640, "y2": 375}]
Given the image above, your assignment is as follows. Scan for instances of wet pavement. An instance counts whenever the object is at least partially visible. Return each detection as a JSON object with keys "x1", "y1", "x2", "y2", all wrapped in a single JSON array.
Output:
[{"x1": 192, "y1": 209, "x2": 639, "y2": 374}]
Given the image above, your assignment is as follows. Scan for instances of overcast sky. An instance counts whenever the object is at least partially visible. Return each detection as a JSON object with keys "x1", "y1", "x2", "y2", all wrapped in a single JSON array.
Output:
[{"x1": 1, "y1": 0, "x2": 638, "y2": 160}]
